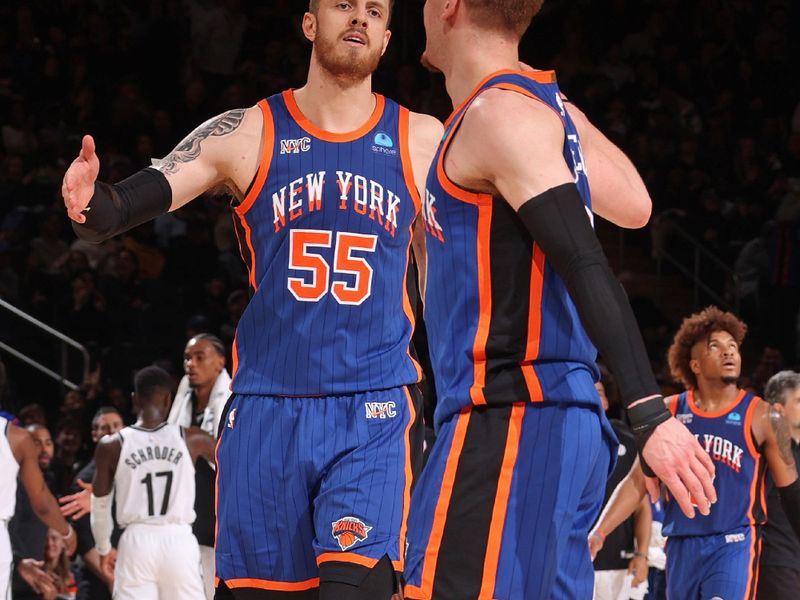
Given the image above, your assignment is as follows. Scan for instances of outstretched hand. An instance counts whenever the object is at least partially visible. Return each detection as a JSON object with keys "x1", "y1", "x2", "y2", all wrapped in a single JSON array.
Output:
[
  {"x1": 642, "y1": 417, "x2": 716, "y2": 518},
  {"x1": 59, "y1": 479, "x2": 93, "y2": 519},
  {"x1": 62, "y1": 134, "x2": 100, "y2": 223}
]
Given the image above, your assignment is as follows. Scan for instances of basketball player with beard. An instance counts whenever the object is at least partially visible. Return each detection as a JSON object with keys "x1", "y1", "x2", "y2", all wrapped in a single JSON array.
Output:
[{"x1": 62, "y1": 1, "x2": 441, "y2": 598}]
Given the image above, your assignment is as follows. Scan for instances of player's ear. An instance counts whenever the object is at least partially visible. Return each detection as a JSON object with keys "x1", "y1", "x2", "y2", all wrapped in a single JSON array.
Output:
[
  {"x1": 442, "y1": 0, "x2": 460, "y2": 21},
  {"x1": 381, "y1": 28, "x2": 392, "y2": 56},
  {"x1": 689, "y1": 358, "x2": 701, "y2": 377},
  {"x1": 303, "y1": 11, "x2": 318, "y2": 42}
]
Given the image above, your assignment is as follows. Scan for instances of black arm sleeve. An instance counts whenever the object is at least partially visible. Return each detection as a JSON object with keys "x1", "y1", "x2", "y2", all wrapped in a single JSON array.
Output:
[
  {"x1": 71, "y1": 167, "x2": 172, "y2": 243},
  {"x1": 778, "y1": 478, "x2": 800, "y2": 543},
  {"x1": 517, "y1": 183, "x2": 670, "y2": 461}
]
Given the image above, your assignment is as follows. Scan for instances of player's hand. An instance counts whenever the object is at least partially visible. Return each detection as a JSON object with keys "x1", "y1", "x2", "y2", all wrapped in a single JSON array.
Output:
[
  {"x1": 17, "y1": 559, "x2": 57, "y2": 594},
  {"x1": 59, "y1": 479, "x2": 93, "y2": 519},
  {"x1": 63, "y1": 134, "x2": 100, "y2": 224},
  {"x1": 641, "y1": 417, "x2": 716, "y2": 518},
  {"x1": 99, "y1": 548, "x2": 118, "y2": 581},
  {"x1": 587, "y1": 530, "x2": 604, "y2": 560},
  {"x1": 628, "y1": 554, "x2": 649, "y2": 586}
]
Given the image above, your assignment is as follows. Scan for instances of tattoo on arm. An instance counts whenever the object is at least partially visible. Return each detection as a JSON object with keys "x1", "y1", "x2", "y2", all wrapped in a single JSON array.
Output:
[
  {"x1": 154, "y1": 109, "x2": 246, "y2": 175},
  {"x1": 769, "y1": 408, "x2": 796, "y2": 467}
]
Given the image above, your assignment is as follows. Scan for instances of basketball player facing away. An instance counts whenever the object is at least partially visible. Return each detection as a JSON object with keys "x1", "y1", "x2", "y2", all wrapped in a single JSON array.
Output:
[
  {"x1": 90, "y1": 366, "x2": 215, "y2": 600},
  {"x1": 1, "y1": 416, "x2": 77, "y2": 600},
  {"x1": 589, "y1": 308, "x2": 800, "y2": 600},
  {"x1": 404, "y1": 1, "x2": 716, "y2": 599},
  {"x1": 63, "y1": 1, "x2": 442, "y2": 598}
]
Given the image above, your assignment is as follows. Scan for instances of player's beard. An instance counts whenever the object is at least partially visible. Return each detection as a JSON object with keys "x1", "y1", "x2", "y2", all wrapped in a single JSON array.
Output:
[
  {"x1": 315, "y1": 30, "x2": 382, "y2": 83},
  {"x1": 721, "y1": 375, "x2": 738, "y2": 385}
]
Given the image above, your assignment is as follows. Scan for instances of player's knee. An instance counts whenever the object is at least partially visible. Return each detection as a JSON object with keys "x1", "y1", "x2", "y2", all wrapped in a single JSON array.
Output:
[{"x1": 319, "y1": 555, "x2": 398, "y2": 600}]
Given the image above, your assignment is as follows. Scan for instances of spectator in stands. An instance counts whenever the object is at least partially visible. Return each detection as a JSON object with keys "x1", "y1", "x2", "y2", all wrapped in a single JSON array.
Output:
[
  {"x1": 58, "y1": 407, "x2": 124, "y2": 600},
  {"x1": 10, "y1": 424, "x2": 59, "y2": 599}
]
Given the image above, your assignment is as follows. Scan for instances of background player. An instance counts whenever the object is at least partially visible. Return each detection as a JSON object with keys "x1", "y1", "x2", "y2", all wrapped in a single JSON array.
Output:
[
  {"x1": 589, "y1": 307, "x2": 800, "y2": 600},
  {"x1": 168, "y1": 333, "x2": 231, "y2": 600},
  {"x1": 404, "y1": 1, "x2": 715, "y2": 598},
  {"x1": 756, "y1": 370, "x2": 800, "y2": 600},
  {"x1": 1, "y1": 415, "x2": 77, "y2": 599},
  {"x1": 90, "y1": 365, "x2": 214, "y2": 600},
  {"x1": 62, "y1": 1, "x2": 441, "y2": 598}
]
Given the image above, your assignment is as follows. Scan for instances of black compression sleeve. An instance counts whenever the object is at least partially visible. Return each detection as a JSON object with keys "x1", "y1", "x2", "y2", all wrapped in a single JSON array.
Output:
[
  {"x1": 517, "y1": 183, "x2": 669, "y2": 460},
  {"x1": 71, "y1": 167, "x2": 172, "y2": 243},
  {"x1": 778, "y1": 478, "x2": 800, "y2": 543}
]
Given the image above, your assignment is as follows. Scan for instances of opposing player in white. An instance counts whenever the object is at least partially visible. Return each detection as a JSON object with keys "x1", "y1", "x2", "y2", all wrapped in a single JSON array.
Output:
[
  {"x1": 1, "y1": 415, "x2": 76, "y2": 599},
  {"x1": 91, "y1": 366, "x2": 214, "y2": 600}
]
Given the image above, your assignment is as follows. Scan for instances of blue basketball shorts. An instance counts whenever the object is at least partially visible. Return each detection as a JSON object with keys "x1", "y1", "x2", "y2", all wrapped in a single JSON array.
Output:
[
  {"x1": 214, "y1": 386, "x2": 423, "y2": 594},
  {"x1": 666, "y1": 526, "x2": 762, "y2": 600},
  {"x1": 404, "y1": 401, "x2": 617, "y2": 600}
]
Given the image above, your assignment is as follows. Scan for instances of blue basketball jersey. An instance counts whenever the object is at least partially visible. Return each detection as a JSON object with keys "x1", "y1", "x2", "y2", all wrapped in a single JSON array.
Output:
[
  {"x1": 230, "y1": 91, "x2": 422, "y2": 396},
  {"x1": 663, "y1": 390, "x2": 767, "y2": 537},
  {"x1": 421, "y1": 70, "x2": 599, "y2": 429}
]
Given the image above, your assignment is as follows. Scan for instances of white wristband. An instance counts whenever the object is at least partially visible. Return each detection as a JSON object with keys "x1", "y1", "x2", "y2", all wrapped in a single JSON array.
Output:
[{"x1": 90, "y1": 493, "x2": 114, "y2": 556}]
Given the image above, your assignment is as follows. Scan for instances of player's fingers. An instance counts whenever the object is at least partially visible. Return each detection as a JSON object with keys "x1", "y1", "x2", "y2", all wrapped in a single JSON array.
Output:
[
  {"x1": 677, "y1": 461, "x2": 711, "y2": 515},
  {"x1": 694, "y1": 443, "x2": 716, "y2": 484},
  {"x1": 691, "y1": 453, "x2": 717, "y2": 506},
  {"x1": 78, "y1": 479, "x2": 92, "y2": 490},
  {"x1": 663, "y1": 472, "x2": 695, "y2": 518}
]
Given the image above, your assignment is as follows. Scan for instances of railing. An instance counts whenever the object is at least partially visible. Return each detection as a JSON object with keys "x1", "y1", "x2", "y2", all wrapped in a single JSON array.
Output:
[
  {"x1": 652, "y1": 218, "x2": 739, "y2": 313},
  {"x1": 0, "y1": 298, "x2": 90, "y2": 392}
]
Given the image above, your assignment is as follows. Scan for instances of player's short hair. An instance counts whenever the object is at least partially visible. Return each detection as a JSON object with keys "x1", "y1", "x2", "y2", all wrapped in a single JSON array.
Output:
[
  {"x1": 464, "y1": 0, "x2": 544, "y2": 37},
  {"x1": 667, "y1": 306, "x2": 747, "y2": 389},
  {"x1": 134, "y1": 366, "x2": 173, "y2": 401},
  {"x1": 190, "y1": 333, "x2": 226, "y2": 357},
  {"x1": 764, "y1": 370, "x2": 800, "y2": 405},
  {"x1": 91, "y1": 406, "x2": 121, "y2": 430},
  {"x1": 309, "y1": 0, "x2": 394, "y2": 17}
]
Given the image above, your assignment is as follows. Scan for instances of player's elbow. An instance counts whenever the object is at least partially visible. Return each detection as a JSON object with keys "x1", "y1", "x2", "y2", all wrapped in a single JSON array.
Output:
[{"x1": 618, "y1": 199, "x2": 652, "y2": 230}]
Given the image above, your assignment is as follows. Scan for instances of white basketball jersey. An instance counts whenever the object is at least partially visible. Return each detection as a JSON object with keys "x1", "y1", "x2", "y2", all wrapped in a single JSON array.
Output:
[
  {"x1": 0, "y1": 418, "x2": 18, "y2": 521},
  {"x1": 114, "y1": 423, "x2": 195, "y2": 528}
]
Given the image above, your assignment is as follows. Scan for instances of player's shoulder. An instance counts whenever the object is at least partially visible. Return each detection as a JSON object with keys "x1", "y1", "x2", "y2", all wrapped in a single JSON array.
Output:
[
  {"x1": 461, "y1": 87, "x2": 562, "y2": 146},
  {"x1": 408, "y1": 111, "x2": 444, "y2": 152}
]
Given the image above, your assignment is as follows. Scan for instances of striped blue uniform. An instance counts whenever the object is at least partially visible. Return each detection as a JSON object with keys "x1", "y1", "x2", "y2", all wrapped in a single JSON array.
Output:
[
  {"x1": 216, "y1": 90, "x2": 423, "y2": 592},
  {"x1": 664, "y1": 390, "x2": 766, "y2": 600},
  {"x1": 405, "y1": 70, "x2": 617, "y2": 600}
]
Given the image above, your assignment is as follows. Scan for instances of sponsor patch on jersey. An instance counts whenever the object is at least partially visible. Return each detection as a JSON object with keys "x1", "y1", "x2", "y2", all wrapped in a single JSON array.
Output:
[
  {"x1": 365, "y1": 401, "x2": 397, "y2": 419},
  {"x1": 725, "y1": 412, "x2": 742, "y2": 426},
  {"x1": 332, "y1": 517, "x2": 372, "y2": 551},
  {"x1": 227, "y1": 408, "x2": 237, "y2": 430},
  {"x1": 280, "y1": 137, "x2": 311, "y2": 154},
  {"x1": 725, "y1": 533, "x2": 746, "y2": 544},
  {"x1": 677, "y1": 413, "x2": 693, "y2": 425},
  {"x1": 371, "y1": 132, "x2": 397, "y2": 156}
]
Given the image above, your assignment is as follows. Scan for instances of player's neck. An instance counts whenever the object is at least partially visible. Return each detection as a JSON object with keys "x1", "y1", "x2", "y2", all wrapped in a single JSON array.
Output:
[
  {"x1": 694, "y1": 379, "x2": 740, "y2": 412},
  {"x1": 193, "y1": 386, "x2": 212, "y2": 412},
  {"x1": 135, "y1": 407, "x2": 167, "y2": 429},
  {"x1": 442, "y1": 36, "x2": 520, "y2": 108},
  {"x1": 295, "y1": 61, "x2": 376, "y2": 134}
]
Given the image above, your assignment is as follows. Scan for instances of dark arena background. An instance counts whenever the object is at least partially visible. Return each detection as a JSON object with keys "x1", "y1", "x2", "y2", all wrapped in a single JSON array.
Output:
[{"x1": 0, "y1": 0, "x2": 799, "y2": 596}]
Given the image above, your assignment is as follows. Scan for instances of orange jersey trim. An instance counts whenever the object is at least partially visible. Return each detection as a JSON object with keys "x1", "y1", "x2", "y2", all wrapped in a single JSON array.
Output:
[
  {"x1": 282, "y1": 89, "x2": 385, "y2": 143},
  {"x1": 742, "y1": 395, "x2": 762, "y2": 459},
  {"x1": 521, "y1": 244, "x2": 546, "y2": 401},
  {"x1": 417, "y1": 408, "x2": 472, "y2": 597},
  {"x1": 401, "y1": 222, "x2": 423, "y2": 382},
  {"x1": 225, "y1": 577, "x2": 320, "y2": 592},
  {"x1": 316, "y1": 552, "x2": 402, "y2": 572},
  {"x1": 666, "y1": 394, "x2": 679, "y2": 417},
  {"x1": 398, "y1": 106, "x2": 422, "y2": 214},
  {"x1": 398, "y1": 386, "x2": 417, "y2": 569},
  {"x1": 687, "y1": 388, "x2": 747, "y2": 419},
  {"x1": 235, "y1": 99, "x2": 273, "y2": 217},
  {"x1": 469, "y1": 201, "x2": 493, "y2": 405},
  {"x1": 213, "y1": 432, "x2": 224, "y2": 550},
  {"x1": 477, "y1": 403, "x2": 525, "y2": 599}
]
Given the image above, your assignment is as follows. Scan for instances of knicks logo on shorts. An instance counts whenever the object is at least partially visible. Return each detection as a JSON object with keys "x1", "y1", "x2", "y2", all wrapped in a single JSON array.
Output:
[{"x1": 331, "y1": 517, "x2": 372, "y2": 551}]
